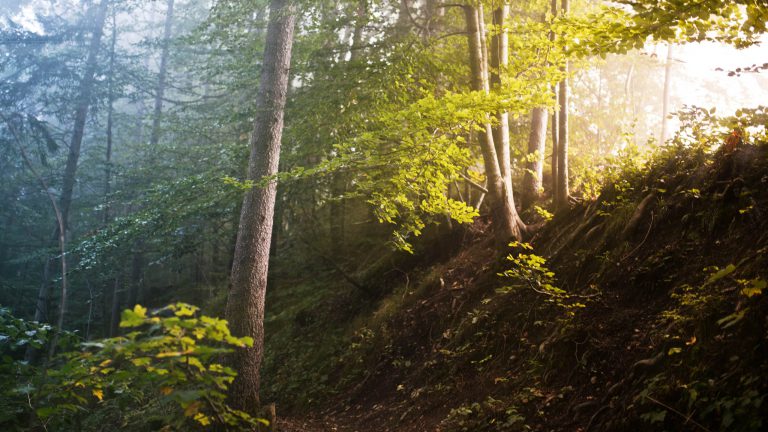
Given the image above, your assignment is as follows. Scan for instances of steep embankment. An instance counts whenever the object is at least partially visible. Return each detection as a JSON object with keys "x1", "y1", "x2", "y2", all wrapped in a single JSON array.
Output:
[{"x1": 267, "y1": 143, "x2": 768, "y2": 432}]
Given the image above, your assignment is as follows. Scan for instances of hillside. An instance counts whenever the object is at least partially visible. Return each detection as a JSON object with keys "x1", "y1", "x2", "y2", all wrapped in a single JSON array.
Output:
[{"x1": 264, "y1": 142, "x2": 768, "y2": 432}]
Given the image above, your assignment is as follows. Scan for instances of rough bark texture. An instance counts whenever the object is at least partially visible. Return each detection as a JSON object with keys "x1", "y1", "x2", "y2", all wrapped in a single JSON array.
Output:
[
  {"x1": 464, "y1": 6, "x2": 524, "y2": 241},
  {"x1": 149, "y1": 0, "x2": 174, "y2": 147},
  {"x1": 522, "y1": 107, "x2": 547, "y2": 210},
  {"x1": 33, "y1": 0, "x2": 109, "y2": 325},
  {"x1": 226, "y1": 0, "x2": 296, "y2": 412}
]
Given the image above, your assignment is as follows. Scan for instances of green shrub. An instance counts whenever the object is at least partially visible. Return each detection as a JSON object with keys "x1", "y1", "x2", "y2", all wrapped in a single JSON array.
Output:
[{"x1": 0, "y1": 303, "x2": 264, "y2": 431}]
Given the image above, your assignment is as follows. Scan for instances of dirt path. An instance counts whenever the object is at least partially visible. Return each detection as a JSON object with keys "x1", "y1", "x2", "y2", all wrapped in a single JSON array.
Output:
[{"x1": 277, "y1": 417, "x2": 353, "y2": 432}]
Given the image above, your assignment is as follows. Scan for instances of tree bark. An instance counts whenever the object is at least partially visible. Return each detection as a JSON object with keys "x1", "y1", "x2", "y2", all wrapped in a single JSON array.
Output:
[
  {"x1": 554, "y1": 0, "x2": 570, "y2": 211},
  {"x1": 490, "y1": 6, "x2": 511, "y2": 193},
  {"x1": 464, "y1": 5, "x2": 524, "y2": 241},
  {"x1": 522, "y1": 107, "x2": 547, "y2": 210},
  {"x1": 149, "y1": 0, "x2": 175, "y2": 147},
  {"x1": 226, "y1": 0, "x2": 296, "y2": 412}
]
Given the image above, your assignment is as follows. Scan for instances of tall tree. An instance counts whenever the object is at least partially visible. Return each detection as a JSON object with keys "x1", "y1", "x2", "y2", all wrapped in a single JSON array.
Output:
[
  {"x1": 550, "y1": 0, "x2": 559, "y2": 199},
  {"x1": 330, "y1": 0, "x2": 368, "y2": 257},
  {"x1": 33, "y1": 0, "x2": 110, "y2": 328},
  {"x1": 659, "y1": 43, "x2": 673, "y2": 143},
  {"x1": 554, "y1": 0, "x2": 570, "y2": 210},
  {"x1": 150, "y1": 0, "x2": 175, "y2": 147},
  {"x1": 225, "y1": 0, "x2": 297, "y2": 412},
  {"x1": 104, "y1": 10, "x2": 121, "y2": 337},
  {"x1": 522, "y1": 107, "x2": 548, "y2": 210},
  {"x1": 463, "y1": 4, "x2": 526, "y2": 240}
]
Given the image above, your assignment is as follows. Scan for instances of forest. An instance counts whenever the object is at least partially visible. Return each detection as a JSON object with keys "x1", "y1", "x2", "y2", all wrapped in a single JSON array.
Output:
[{"x1": 1, "y1": 0, "x2": 767, "y2": 430}]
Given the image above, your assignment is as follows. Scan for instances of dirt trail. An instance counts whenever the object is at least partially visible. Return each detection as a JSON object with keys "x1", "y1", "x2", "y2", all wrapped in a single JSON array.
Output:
[{"x1": 277, "y1": 417, "x2": 353, "y2": 432}]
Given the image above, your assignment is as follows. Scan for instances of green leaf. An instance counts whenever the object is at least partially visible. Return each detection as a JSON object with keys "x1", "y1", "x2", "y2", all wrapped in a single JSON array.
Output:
[{"x1": 706, "y1": 264, "x2": 736, "y2": 285}]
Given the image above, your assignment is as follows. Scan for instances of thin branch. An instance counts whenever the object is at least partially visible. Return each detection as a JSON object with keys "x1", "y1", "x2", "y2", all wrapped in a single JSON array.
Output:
[{"x1": 459, "y1": 172, "x2": 488, "y2": 194}]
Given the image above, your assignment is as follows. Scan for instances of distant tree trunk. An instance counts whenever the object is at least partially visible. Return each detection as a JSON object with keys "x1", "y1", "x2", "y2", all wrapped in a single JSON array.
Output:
[
  {"x1": 149, "y1": 0, "x2": 174, "y2": 147},
  {"x1": 104, "y1": 11, "x2": 116, "y2": 225},
  {"x1": 554, "y1": 0, "x2": 570, "y2": 211},
  {"x1": 522, "y1": 107, "x2": 547, "y2": 210},
  {"x1": 33, "y1": 0, "x2": 109, "y2": 330},
  {"x1": 1, "y1": 114, "x2": 67, "y2": 359},
  {"x1": 109, "y1": 278, "x2": 120, "y2": 337},
  {"x1": 103, "y1": 12, "x2": 118, "y2": 335},
  {"x1": 660, "y1": 43, "x2": 673, "y2": 144},
  {"x1": 464, "y1": 5, "x2": 525, "y2": 241},
  {"x1": 127, "y1": 247, "x2": 142, "y2": 307},
  {"x1": 226, "y1": 0, "x2": 296, "y2": 412},
  {"x1": 330, "y1": 0, "x2": 367, "y2": 257},
  {"x1": 549, "y1": 0, "x2": 558, "y2": 200}
]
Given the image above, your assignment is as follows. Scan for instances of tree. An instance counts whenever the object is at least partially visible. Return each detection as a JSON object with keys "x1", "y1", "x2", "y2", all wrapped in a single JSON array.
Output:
[
  {"x1": 149, "y1": 0, "x2": 175, "y2": 147},
  {"x1": 554, "y1": 0, "x2": 569, "y2": 211},
  {"x1": 32, "y1": 0, "x2": 110, "y2": 345},
  {"x1": 463, "y1": 3, "x2": 526, "y2": 240},
  {"x1": 659, "y1": 43, "x2": 673, "y2": 143},
  {"x1": 522, "y1": 107, "x2": 548, "y2": 210},
  {"x1": 225, "y1": 0, "x2": 297, "y2": 412}
]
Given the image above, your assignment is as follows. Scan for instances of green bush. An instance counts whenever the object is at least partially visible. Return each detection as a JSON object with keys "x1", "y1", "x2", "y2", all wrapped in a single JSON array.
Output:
[{"x1": 0, "y1": 303, "x2": 264, "y2": 431}]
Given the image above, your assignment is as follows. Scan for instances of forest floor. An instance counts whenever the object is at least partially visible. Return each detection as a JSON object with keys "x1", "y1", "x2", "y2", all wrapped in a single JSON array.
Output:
[{"x1": 264, "y1": 144, "x2": 768, "y2": 432}]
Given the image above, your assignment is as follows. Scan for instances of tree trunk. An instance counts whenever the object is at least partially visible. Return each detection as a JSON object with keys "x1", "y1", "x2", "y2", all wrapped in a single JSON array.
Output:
[
  {"x1": 104, "y1": 10, "x2": 116, "y2": 225},
  {"x1": 1, "y1": 114, "x2": 67, "y2": 360},
  {"x1": 660, "y1": 43, "x2": 673, "y2": 144},
  {"x1": 226, "y1": 0, "x2": 296, "y2": 412},
  {"x1": 149, "y1": 0, "x2": 175, "y2": 147},
  {"x1": 109, "y1": 278, "x2": 120, "y2": 337},
  {"x1": 549, "y1": 0, "x2": 558, "y2": 200},
  {"x1": 330, "y1": 0, "x2": 366, "y2": 257},
  {"x1": 33, "y1": 0, "x2": 109, "y2": 329},
  {"x1": 522, "y1": 107, "x2": 547, "y2": 210},
  {"x1": 464, "y1": 5, "x2": 524, "y2": 241},
  {"x1": 490, "y1": 6, "x2": 511, "y2": 193},
  {"x1": 554, "y1": 0, "x2": 569, "y2": 211}
]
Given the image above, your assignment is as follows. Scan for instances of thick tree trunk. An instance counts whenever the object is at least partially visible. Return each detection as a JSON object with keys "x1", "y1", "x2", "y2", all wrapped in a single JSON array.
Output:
[
  {"x1": 522, "y1": 107, "x2": 547, "y2": 210},
  {"x1": 226, "y1": 0, "x2": 296, "y2": 412},
  {"x1": 554, "y1": 0, "x2": 569, "y2": 211},
  {"x1": 464, "y1": 5, "x2": 524, "y2": 241},
  {"x1": 33, "y1": 0, "x2": 108, "y2": 329},
  {"x1": 149, "y1": 0, "x2": 174, "y2": 147}
]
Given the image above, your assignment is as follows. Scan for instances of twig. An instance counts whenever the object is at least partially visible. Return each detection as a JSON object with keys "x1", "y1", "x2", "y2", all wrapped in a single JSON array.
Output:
[
  {"x1": 621, "y1": 211, "x2": 654, "y2": 261},
  {"x1": 459, "y1": 172, "x2": 488, "y2": 194}
]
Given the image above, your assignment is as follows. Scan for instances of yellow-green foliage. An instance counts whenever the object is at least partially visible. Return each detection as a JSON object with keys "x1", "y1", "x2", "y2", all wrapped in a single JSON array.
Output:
[{"x1": 1, "y1": 303, "x2": 263, "y2": 431}]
